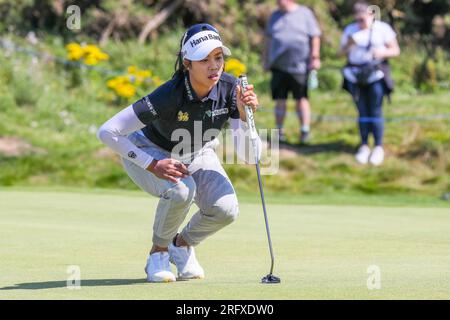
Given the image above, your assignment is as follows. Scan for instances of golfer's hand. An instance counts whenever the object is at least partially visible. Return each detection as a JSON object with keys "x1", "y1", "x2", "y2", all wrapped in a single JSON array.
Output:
[
  {"x1": 146, "y1": 159, "x2": 189, "y2": 183},
  {"x1": 236, "y1": 84, "x2": 259, "y2": 121}
]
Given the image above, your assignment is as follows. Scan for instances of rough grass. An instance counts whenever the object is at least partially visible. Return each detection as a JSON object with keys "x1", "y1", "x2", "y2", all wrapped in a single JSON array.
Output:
[{"x1": 0, "y1": 35, "x2": 449, "y2": 198}]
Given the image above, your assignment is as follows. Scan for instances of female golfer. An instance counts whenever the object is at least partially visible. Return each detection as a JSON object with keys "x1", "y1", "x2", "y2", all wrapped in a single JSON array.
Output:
[{"x1": 97, "y1": 23, "x2": 260, "y2": 282}]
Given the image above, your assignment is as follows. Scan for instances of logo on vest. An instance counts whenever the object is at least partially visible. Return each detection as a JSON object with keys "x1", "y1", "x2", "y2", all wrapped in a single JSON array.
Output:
[
  {"x1": 144, "y1": 96, "x2": 157, "y2": 116},
  {"x1": 212, "y1": 108, "x2": 228, "y2": 117},
  {"x1": 204, "y1": 108, "x2": 228, "y2": 120},
  {"x1": 184, "y1": 76, "x2": 194, "y2": 101},
  {"x1": 178, "y1": 111, "x2": 189, "y2": 122},
  {"x1": 128, "y1": 151, "x2": 137, "y2": 159}
]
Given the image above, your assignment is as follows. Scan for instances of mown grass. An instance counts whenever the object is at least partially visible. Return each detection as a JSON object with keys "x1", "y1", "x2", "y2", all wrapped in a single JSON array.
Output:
[
  {"x1": 0, "y1": 34, "x2": 449, "y2": 199},
  {"x1": 0, "y1": 189, "x2": 449, "y2": 299}
]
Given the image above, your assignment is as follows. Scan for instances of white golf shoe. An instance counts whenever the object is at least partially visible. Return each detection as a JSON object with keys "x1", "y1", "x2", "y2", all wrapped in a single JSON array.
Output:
[
  {"x1": 168, "y1": 243, "x2": 205, "y2": 280},
  {"x1": 355, "y1": 145, "x2": 371, "y2": 164},
  {"x1": 369, "y1": 146, "x2": 385, "y2": 166},
  {"x1": 145, "y1": 252, "x2": 176, "y2": 283}
]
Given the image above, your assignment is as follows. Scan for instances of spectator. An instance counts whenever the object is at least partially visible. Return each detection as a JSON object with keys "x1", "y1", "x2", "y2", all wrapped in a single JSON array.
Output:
[
  {"x1": 264, "y1": 0, "x2": 321, "y2": 144},
  {"x1": 340, "y1": 1, "x2": 400, "y2": 165}
]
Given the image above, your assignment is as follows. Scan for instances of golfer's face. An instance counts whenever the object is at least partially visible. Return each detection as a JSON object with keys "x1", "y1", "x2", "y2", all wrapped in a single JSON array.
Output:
[{"x1": 190, "y1": 48, "x2": 224, "y2": 86}]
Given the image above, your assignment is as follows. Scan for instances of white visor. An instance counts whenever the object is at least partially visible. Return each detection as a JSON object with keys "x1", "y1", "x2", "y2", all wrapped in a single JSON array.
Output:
[{"x1": 181, "y1": 30, "x2": 231, "y2": 61}]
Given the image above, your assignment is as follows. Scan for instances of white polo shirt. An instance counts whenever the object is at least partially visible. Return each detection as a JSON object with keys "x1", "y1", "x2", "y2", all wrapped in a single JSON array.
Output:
[{"x1": 340, "y1": 20, "x2": 397, "y2": 84}]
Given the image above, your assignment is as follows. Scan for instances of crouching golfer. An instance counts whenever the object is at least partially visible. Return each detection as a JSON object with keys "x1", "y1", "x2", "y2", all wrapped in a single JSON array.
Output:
[{"x1": 97, "y1": 24, "x2": 260, "y2": 282}]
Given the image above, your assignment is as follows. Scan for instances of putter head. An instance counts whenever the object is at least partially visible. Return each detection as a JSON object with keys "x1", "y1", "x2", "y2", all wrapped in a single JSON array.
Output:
[{"x1": 261, "y1": 274, "x2": 281, "y2": 284}]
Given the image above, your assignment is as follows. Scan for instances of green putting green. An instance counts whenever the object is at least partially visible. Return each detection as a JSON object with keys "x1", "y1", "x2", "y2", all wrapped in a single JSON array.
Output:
[{"x1": 0, "y1": 189, "x2": 449, "y2": 299}]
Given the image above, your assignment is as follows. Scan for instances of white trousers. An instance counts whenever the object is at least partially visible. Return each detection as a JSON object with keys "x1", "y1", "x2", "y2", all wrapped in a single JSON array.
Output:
[{"x1": 122, "y1": 132, "x2": 239, "y2": 247}]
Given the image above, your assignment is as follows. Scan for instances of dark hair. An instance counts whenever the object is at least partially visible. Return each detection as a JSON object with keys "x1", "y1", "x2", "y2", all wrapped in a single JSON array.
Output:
[
  {"x1": 172, "y1": 33, "x2": 187, "y2": 78},
  {"x1": 353, "y1": 1, "x2": 369, "y2": 14}
]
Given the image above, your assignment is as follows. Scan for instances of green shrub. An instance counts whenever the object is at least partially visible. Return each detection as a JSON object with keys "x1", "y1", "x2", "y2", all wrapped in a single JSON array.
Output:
[
  {"x1": 318, "y1": 68, "x2": 341, "y2": 91},
  {"x1": 414, "y1": 58, "x2": 438, "y2": 93},
  {"x1": 0, "y1": 87, "x2": 16, "y2": 111}
]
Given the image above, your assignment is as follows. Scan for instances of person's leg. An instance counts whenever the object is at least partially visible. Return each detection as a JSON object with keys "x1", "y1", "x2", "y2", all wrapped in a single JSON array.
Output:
[
  {"x1": 367, "y1": 80, "x2": 385, "y2": 147},
  {"x1": 166, "y1": 147, "x2": 238, "y2": 279},
  {"x1": 271, "y1": 70, "x2": 288, "y2": 142},
  {"x1": 275, "y1": 100, "x2": 287, "y2": 140},
  {"x1": 122, "y1": 158, "x2": 196, "y2": 251},
  {"x1": 347, "y1": 82, "x2": 371, "y2": 164},
  {"x1": 367, "y1": 80, "x2": 386, "y2": 165},
  {"x1": 123, "y1": 156, "x2": 196, "y2": 282},
  {"x1": 290, "y1": 73, "x2": 310, "y2": 143},
  {"x1": 179, "y1": 147, "x2": 239, "y2": 247},
  {"x1": 295, "y1": 98, "x2": 311, "y2": 142},
  {"x1": 122, "y1": 133, "x2": 196, "y2": 251},
  {"x1": 347, "y1": 83, "x2": 370, "y2": 146},
  {"x1": 121, "y1": 132, "x2": 197, "y2": 282}
]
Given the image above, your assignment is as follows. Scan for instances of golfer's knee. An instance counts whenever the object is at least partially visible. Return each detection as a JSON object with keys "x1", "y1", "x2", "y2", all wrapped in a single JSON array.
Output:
[
  {"x1": 209, "y1": 197, "x2": 239, "y2": 225},
  {"x1": 164, "y1": 177, "x2": 196, "y2": 204}
]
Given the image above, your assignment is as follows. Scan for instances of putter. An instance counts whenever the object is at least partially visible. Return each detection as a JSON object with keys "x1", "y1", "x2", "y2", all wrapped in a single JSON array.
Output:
[{"x1": 239, "y1": 75, "x2": 280, "y2": 284}]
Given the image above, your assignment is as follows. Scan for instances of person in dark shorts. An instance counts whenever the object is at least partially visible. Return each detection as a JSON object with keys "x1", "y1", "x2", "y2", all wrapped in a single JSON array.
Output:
[{"x1": 264, "y1": 0, "x2": 321, "y2": 144}]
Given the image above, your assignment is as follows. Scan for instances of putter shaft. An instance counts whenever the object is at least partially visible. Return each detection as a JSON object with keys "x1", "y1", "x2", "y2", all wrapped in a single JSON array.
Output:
[
  {"x1": 255, "y1": 159, "x2": 275, "y2": 276},
  {"x1": 239, "y1": 74, "x2": 277, "y2": 280}
]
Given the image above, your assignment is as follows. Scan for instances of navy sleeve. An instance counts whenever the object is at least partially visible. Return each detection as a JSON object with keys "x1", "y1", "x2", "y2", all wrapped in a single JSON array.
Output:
[
  {"x1": 229, "y1": 78, "x2": 241, "y2": 119},
  {"x1": 132, "y1": 79, "x2": 177, "y2": 125},
  {"x1": 265, "y1": 13, "x2": 273, "y2": 37}
]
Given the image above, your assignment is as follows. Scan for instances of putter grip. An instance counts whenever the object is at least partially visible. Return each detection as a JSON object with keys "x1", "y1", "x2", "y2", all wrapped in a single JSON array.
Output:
[{"x1": 239, "y1": 75, "x2": 258, "y2": 141}]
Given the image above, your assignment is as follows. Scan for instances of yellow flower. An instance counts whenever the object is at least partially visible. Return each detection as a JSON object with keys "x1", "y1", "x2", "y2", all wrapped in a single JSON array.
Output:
[
  {"x1": 66, "y1": 43, "x2": 81, "y2": 51},
  {"x1": 125, "y1": 66, "x2": 152, "y2": 86},
  {"x1": 106, "y1": 67, "x2": 159, "y2": 100},
  {"x1": 107, "y1": 76, "x2": 130, "y2": 89},
  {"x1": 127, "y1": 66, "x2": 152, "y2": 85},
  {"x1": 67, "y1": 50, "x2": 83, "y2": 61},
  {"x1": 96, "y1": 52, "x2": 109, "y2": 61},
  {"x1": 84, "y1": 46, "x2": 108, "y2": 65},
  {"x1": 106, "y1": 75, "x2": 136, "y2": 98},
  {"x1": 66, "y1": 43, "x2": 84, "y2": 61},
  {"x1": 133, "y1": 77, "x2": 143, "y2": 86},
  {"x1": 152, "y1": 76, "x2": 164, "y2": 87},
  {"x1": 127, "y1": 65, "x2": 138, "y2": 74},
  {"x1": 66, "y1": 43, "x2": 109, "y2": 65},
  {"x1": 106, "y1": 78, "x2": 119, "y2": 89},
  {"x1": 137, "y1": 69, "x2": 152, "y2": 78},
  {"x1": 83, "y1": 44, "x2": 101, "y2": 56},
  {"x1": 115, "y1": 83, "x2": 136, "y2": 99},
  {"x1": 225, "y1": 58, "x2": 247, "y2": 77},
  {"x1": 84, "y1": 56, "x2": 99, "y2": 66}
]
